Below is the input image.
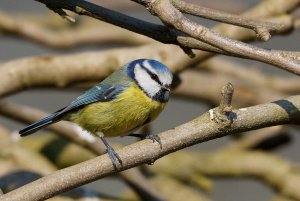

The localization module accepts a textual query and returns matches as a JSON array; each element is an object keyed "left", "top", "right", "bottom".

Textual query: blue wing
[
  {"left": 61, "top": 84, "right": 125, "bottom": 113},
  {"left": 19, "top": 84, "right": 126, "bottom": 136}
]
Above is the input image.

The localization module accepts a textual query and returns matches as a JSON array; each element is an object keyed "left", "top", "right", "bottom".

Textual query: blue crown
[{"left": 126, "top": 59, "right": 172, "bottom": 79}]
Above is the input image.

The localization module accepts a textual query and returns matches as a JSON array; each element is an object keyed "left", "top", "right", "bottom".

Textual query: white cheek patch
[
  {"left": 142, "top": 60, "right": 172, "bottom": 86},
  {"left": 134, "top": 64, "right": 160, "bottom": 97}
]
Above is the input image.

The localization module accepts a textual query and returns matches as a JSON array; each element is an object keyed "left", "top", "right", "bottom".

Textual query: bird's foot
[
  {"left": 105, "top": 145, "right": 122, "bottom": 169},
  {"left": 129, "top": 133, "right": 162, "bottom": 149},
  {"left": 100, "top": 136, "right": 122, "bottom": 169}
]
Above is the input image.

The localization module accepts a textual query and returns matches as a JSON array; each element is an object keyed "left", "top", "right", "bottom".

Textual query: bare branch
[
  {"left": 34, "top": 0, "right": 179, "bottom": 46},
  {"left": 141, "top": 0, "right": 300, "bottom": 75},
  {"left": 1, "top": 94, "right": 300, "bottom": 201},
  {"left": 172, "top": 0, "right": 285, "bottom": 41},
  {"left": 33, "top": 0, "right": 300, "bottom": 75},
  {"left": 0, "top": 44, "right": 193, "bottom": 97},
  {"left": 0, "top": 0, "right": 297, "bottom": 98}
]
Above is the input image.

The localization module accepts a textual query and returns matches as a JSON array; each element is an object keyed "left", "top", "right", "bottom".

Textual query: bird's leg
[
  {"left": 129, "top": 133, "right": 162, "bottom": 148},
  {"left": 99, "top": 136, "right": 122, "bottom": 169}
]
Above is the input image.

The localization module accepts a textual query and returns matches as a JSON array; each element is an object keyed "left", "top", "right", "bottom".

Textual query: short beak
[{"left": 162, "top": 85, "right": 170, "bottom": 92}]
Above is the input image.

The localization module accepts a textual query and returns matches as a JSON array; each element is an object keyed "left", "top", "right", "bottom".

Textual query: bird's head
[{"left": 126, "top": 59, "right": 173, "bottom": 103}]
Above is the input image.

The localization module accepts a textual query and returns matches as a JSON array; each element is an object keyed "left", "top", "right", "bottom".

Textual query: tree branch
[
  {"left": 139, "top": 0, "right": 300, "bottom": 75},
  {"left": 34, "top": 0, "right": 179, "bottom": 46},
  {"left": 0, "top": 0, "right": 298, "bottom": 97},
  {"left": 1, "top": 94, "right": 300, "bottom": 201},
  {"left": 172, "top": 0, "right": 284, "bottom": 41},
  {"left": 33, "top": 0, "right": 300, "bottom": 75},
  {"left": 0, "top": 44, "right": 194, "bottom": 98}
]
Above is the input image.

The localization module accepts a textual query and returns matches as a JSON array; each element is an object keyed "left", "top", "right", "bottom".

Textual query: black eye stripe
[{"left": 140, "top": 64, "right": 162, "bottom": 85}]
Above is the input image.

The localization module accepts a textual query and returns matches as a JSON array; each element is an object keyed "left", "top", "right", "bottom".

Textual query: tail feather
[{"left": 19, "top": 108, "right": 65, "bottom": 136}]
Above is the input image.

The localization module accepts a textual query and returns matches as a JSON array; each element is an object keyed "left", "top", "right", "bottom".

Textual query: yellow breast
[{"left": 68, "top": 84, "right": 165, "bottom": 137}]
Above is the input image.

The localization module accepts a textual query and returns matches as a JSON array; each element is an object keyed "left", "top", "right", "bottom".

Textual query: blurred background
[{"left": 0, "top": 0, "right": 300, "bottom": 201}]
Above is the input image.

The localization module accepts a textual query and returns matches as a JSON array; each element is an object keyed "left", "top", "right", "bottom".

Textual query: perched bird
[{"left": 19, "top": 59, "right": 173, "bottom": 167}]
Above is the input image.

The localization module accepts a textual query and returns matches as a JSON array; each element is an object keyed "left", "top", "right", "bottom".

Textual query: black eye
[{"left": 151, "top": 73, "right": 159, "bottom": 81}]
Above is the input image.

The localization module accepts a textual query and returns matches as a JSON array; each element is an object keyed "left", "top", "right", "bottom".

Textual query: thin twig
[{"left": 172, "top": 0, "right": 285, "bottom": 41}]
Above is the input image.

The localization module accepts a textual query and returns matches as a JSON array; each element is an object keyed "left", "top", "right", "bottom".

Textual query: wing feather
[{"left": 19, "top": 84, "right": 126, "bottom": 136}]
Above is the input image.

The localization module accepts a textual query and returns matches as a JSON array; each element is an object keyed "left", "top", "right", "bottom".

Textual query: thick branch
[
  {"left": 0, "top": 44, "right": 192, "bottom": 97},
  {"left": 1, "top": 95, "right": 300, "bottom": 201}
]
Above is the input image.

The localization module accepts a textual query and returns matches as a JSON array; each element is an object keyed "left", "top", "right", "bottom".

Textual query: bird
[{"left": 19, "top": 59, "right": 173, "bottom": 168}]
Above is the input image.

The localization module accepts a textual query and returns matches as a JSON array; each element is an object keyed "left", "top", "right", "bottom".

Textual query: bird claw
[
  {"left": 145, "top": 134, "right": 162, "bottom": 149},
  {"left": 105, "top": 146, "right": 122, "bottom": 169},
  {"left": 129, "top": 133, "right": 162, "bottom": 149},
  {"left": 100, "top": 136, "right": 122, "bottom": 169}
]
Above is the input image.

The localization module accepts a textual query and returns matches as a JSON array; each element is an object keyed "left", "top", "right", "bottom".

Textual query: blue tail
[{"left": 19, "top": 108, "right": 65, "bottom": 136}]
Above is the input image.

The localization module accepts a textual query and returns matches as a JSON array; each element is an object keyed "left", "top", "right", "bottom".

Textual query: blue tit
[{"left": 19, "top": 59, "right": 173, "bottom": 167}]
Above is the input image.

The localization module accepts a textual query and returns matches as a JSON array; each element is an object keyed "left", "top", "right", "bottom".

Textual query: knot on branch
[
  {"left": 210, "top": 82, "right": 235, "bottom": 129},
  {"left": 255, "top": 27, "right": 271, "bottom": 41}
]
